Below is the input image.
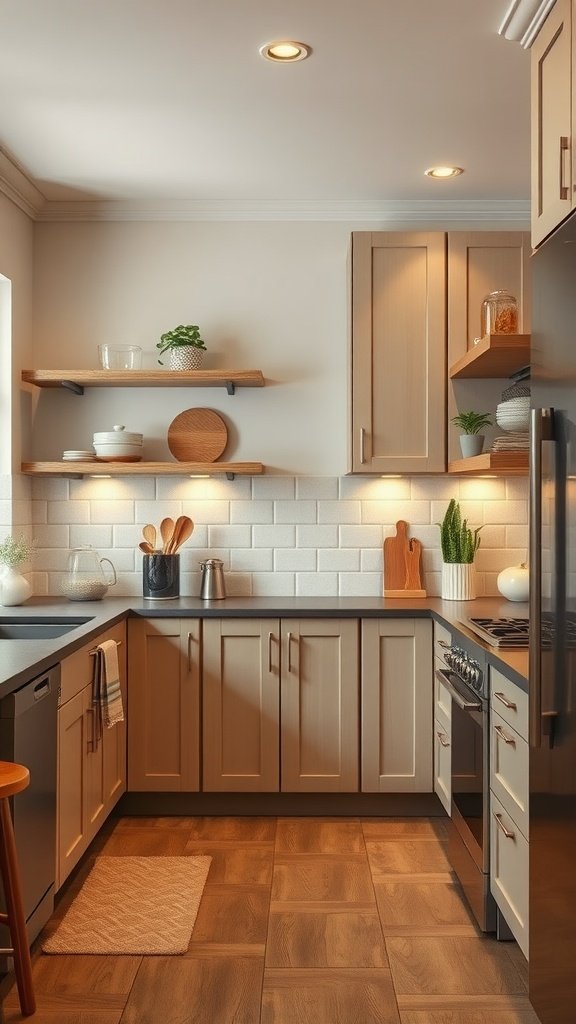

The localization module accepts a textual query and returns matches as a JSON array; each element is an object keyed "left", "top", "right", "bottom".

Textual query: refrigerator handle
[{"left": 529, "top": 407, "right": 554, "bottom": 748}]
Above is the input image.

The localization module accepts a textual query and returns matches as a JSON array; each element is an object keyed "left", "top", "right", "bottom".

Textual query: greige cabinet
[
  {"left": 127, "top": 618, "right": 200, "bottom": 792},
  {"left": 361, "top": 619, "right": 432, "bottom": 792},
  {"left": 56, "top": 620, "right": 126, "bottom": 890},
  {"left": 350, "top": 231, "right": 447, "bottom": 474},
  {"left": 202, "top": 617, "right": 359, "bottom": 793},
  {"left": 531, "top": 0, "right": 573, "bottom": 246}
]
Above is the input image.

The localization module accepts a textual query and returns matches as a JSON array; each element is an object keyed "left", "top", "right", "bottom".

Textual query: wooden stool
[{"left": 0, "top": 762, "right": 35, "bottom": 1016}]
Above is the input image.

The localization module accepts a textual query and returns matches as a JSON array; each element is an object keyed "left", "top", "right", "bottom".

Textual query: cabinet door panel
[
  {"left": 490, "top": 793, "right": 529, "bottom": 957},
  {"left": 434, "top": 716, "right": 451, "bottom": 814},
  {"left": 101, "top": 642, "right": 127, "bottom": 812},
  {"left": 281, "top": 619, "right": 359, "bottom": 792},
  {"left": 203, "top": 619, "right": 279, "bottom": 792},
  {"left": 362, "top": 619, "right": 432, "bottom": 792},
  {"left": 128, "top": 618, "right": 200, "bottom": 792},
  {"left": 351, "top": 232, "right": 446, "bottom": 473},
  {"left": 56, "top": 689, "right": 88, "bottom": 890},
  {"left": 531, "top": 0, "right": 573, "bottom": 246}
]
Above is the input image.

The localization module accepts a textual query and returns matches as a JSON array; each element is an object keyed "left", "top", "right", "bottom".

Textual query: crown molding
[
  {"left": 0, "top": 147, "right": 45, "bottom": 220},
  {"left": 499, "top": 0, "right": 556, "bottom": 47},
  {"left": 36, "top": 198, "right": 531, "bottom": 224}
]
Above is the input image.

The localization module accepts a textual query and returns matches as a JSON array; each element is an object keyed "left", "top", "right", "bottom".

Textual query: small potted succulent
[
  {"left": 0, "top": 535, "right": 33, "bottom": 606},
  {"left": 451, "top": 410, "right": 492, "bottom": 458},
  {"left": 156, "top": 324, "right": 207, "bottom": 370},
  {"left": 438, "top": 499, "right": 482, "bottom": 600}
]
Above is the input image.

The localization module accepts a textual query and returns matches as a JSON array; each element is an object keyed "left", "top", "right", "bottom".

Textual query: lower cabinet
[
  {"left": 489, "top": 667, "right": 529, "bottom": 958},
  {"left": 202, "top": 617, "right": 359, "bottom": 792},
  {"left": 361, "top": 619, "right": 433, "bottom": 792},
  {"left": 56, "top": 620, "right": 126, "bottom": 890},
  {"left": 127, "top": 617, "right": 200, "bottom": 792},
  {"left": 433, "top": 622, "right": 452, "bottom": 813}
]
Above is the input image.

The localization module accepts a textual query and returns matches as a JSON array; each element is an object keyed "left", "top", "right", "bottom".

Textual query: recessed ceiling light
[
  {"left": 259, "top": 40, "right": 311, "bottom": 62},
  {"left": 425, "top": 166, "right": 464, "bottom": 179}
]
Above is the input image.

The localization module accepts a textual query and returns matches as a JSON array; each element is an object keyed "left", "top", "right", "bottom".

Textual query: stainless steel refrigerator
[{"left": 530, "top": 211, "right": 576, "bottom": 1024}]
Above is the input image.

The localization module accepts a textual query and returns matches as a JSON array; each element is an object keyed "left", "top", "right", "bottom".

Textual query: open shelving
[
  {"left": 448, "top": 451, "right": 529, "bottom": 476},
  {"left": 20, "top": 461, "right": 264, "bottom": 480},
  {"left": 449, "top": 334, "right": 530, "bottom": 379},
  {"left": 21, "top": 368, "right": 265, "bottom": 396}
]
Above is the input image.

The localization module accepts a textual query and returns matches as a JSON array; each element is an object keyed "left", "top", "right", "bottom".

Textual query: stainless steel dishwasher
[{"left": 0, "top": 664, "right": 59, "bottom": 959}]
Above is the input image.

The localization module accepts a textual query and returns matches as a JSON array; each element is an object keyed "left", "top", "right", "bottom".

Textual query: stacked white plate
[
  {"left": 62, "top": 450, "right": 97, "bottom": 462},
  {"left": 495, "top": 397, "right": 530, "bottom": 433},
  {"left": 93, "top": 424, "right": 143, "bottom": 461}
]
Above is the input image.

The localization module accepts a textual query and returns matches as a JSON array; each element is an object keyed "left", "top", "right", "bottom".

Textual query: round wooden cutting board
[{"left": 167, "top": 408, "right": 228, "bottom": 462}]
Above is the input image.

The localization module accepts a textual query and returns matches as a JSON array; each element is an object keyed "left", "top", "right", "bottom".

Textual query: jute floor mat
[{"left": 43, "top": 855, "right": 211, "bottom": 955}]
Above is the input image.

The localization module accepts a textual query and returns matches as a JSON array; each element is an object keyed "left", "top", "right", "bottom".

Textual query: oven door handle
[{"left": 435, "top": 668, "right": 482, "bottom": 712}]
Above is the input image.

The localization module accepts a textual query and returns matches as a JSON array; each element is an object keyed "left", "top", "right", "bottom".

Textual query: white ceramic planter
[
  {"left": 441, "top": 562, "right": 476, "bottom": 601},
  {"left": 459, "top": 434, "right": 485, "bottom": 458},
  {"left": 0, "top": 566, "right": 32, "bottom": 606},
  {"left": 169, "top": 347, "right": 204, "bottom": 371}
]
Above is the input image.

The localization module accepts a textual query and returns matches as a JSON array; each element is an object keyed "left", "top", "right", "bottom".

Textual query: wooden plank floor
[{"left": 1, "top": 816, "right": 539, "bottom": 1024}]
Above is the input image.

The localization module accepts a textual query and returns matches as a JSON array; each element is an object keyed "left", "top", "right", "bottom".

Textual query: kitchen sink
[{"left": 0, "top": 617, "right": 92, "bottom": 640}]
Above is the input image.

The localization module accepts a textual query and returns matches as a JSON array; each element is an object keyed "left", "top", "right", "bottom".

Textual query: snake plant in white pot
[{"left": 439, "top": 499, "right": 482, "bottom": 600}]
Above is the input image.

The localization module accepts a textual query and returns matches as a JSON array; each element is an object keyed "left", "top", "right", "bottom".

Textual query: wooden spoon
[
  {"left": 139, "top": 541, "right": 154, "bottom": 554},
  {"left": 160, "top": 517, "right": 175, "bottom": 553},
  {"left": 169, "top": 515, "right": 194, "bottom": 553},
  {"left": 142, "top": 524, "right": 156, "bottom": 550}
]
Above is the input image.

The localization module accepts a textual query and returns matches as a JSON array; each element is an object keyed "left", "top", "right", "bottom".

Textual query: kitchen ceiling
[{"left": 0, "top": 0, "right": 529, "bottom": 204}]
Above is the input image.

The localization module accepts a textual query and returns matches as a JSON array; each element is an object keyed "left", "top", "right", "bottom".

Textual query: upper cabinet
[
  {"left": 350, "top": 231, "right": 446, "bottom": 474},
  {"left": 531, "top": 0, "right": 574, "bottom": 247},
  {"left": 350, "top": 231, "right": 531, "bottom": 475}
]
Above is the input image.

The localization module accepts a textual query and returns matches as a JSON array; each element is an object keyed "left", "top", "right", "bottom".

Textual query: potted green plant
[
  {"left": 156, "top": 324, "right": 207, "bottom": 370},
  {"left": 438, "top": 499, "right": 482, "bottom": 600},
  {"left": 451, "top": 410, "right": 492, "bottom": 458},
  {"left": 0, "top": 535, "right": 33, "bottom": 606}
]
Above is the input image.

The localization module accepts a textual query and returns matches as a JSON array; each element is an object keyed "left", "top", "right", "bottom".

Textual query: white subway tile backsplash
[
  {"left": 506, "top": 478, "right": 529, "bottom": 500},
  {"left": 296, "top": 572, "right": 338, "bottom": 597},
  {"left": 318, "top": 500, "right": 361, "bottom": 524},
  {"left": 231, "top": 500, "right": 273, "bottom": 524},
  {"left": 275, "top": 548, "right": 317, "bottom": 572},
  {"left": 318, "top": 548, "right": 360, "bottom": 572},
  {"left": 275, "top": 500, "right": 316, "bottom": 524},
  {"left": 253, "top": 476, "right": 295, "bottom": 499},
  {"left": 297, "top": 477, "right": 338, "bottom": 500},
  {"left": 27, "top": 473, "right": 529, "bottom": 598}
]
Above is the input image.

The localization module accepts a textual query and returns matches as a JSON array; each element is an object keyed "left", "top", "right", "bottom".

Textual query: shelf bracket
[
  {"left": 225, "top": 380, "right": 236, "bottom": 396},
  {"left": 226, "top": 472, "right": 236, "bottom": 481},
  {"left": 61, "top": 380, "right": 84, "bottom": 396}
]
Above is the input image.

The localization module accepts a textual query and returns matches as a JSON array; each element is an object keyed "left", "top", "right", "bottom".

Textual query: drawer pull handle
[
  {"left": 268, "top": 632, "right": 274, "bottom": 672},
  {"left": 494, "top": 691, "right": 517, "bottom": 711},
  {"left": 359, "top": 427, "right": 366, "bottom": 464},
  {"left": 436, "top": 731, "right": 450, "bottom": 748},
  {"left": 494, "top": 724, "right": 516, "bottom": 746},
  {"left": 493, "top": 812, "right": 515, "bottom": 840},
  {"left": 89, "top": 639, "right": 122, "bottom": 656},
  {"left": 187, "top": 631, "right": 197, "bottom": 673},
  {"left": 287, "top": 632, "right": 293, "bottom": 672}
]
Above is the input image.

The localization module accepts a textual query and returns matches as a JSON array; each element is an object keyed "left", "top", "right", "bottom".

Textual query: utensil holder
[{"left": 143, "top": 554, "right": 180, "bottom": 600}]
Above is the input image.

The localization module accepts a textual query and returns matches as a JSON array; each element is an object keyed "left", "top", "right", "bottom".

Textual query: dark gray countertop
[{"left": 0, "top": 594, "right": 529, "bottom": 697}]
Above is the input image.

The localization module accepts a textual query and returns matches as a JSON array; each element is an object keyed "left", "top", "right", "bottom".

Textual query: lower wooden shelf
[
  {"left": 21, "top": 461, "right": 264, "bottom": 479},
  {"left": 448, "top": 451, "right": 528, "bottom": 475}
]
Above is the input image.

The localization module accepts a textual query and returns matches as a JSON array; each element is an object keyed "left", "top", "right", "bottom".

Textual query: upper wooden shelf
[
  {"left": 21, "top": 461, "right": 264, "bottom": 480},
  {"left": 449, "top": 335, "right": 530, "bottom": 379},
  {"left": 448, "top": 451, "right": 528, "bottom": 476},
  {"left": 21, "top": 369, "right": 265, "bottom": 396}
]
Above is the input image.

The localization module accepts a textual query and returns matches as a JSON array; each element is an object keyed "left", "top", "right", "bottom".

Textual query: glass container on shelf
[{"left": 480, "top": 290, "right": 518, "bottom": 336}]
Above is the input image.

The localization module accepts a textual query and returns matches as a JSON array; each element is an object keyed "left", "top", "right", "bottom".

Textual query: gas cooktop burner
[{"left": 462, "top": 617, "right": 529, "bottom": 648}]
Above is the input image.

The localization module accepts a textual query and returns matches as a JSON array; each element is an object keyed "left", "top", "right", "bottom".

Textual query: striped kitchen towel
[{"left": 93, "top": 639, "right": 124, "bottom": 730}]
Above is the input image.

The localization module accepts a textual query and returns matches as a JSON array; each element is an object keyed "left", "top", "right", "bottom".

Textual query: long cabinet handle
[
  {"left": 493, "top": 812, "right": 515, "bottom": 840},
  {"left": 493, "top": 691, "right": 517, "bottom": 711},
  {"left": 559, "top": 135, "right": 570, "bottom": 200},
  {"left": 287, "top": 632, "right": 293, "bottom": 672},
  {"left": 86, "top": 707, "right": 96, "bottom": 753},
  {"left": 268, "top": 632, "right": 273, "bottom": 672},
  {"left": 530, "top": 408, "right": 555, "bottom": 747},
  {"left": 187, "top": 631, "right": 197, "bottom": 673},
  {"left": 359, "top": 427, "right": 366, "bottom": 465},
  {"left": 494, "top": 724, "right": 516, "bottom": 746},
  {"left": 436, "top": 731, "right": 450, "bottom": 748}
]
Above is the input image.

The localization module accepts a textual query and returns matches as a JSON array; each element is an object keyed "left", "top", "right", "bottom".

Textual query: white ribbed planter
[
  {"left": 169, "top": 347, "right": 204, "bottom": 370},
  {"left": 441, "top": 562, "right": 477, "bottom": 601}
]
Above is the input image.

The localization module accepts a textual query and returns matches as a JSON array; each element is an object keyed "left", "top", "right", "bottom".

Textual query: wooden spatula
[
  {"left": 160, "top": 517, "right": 175, "bottom": 553},
  {"left": 169, "top": 515, "right": 194, "bottom": 553},
  {"left": 142, "top": 524, "right": 156, "bottom": 550}
]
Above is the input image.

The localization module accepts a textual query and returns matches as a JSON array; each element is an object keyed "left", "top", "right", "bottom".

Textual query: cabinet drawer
[
  {"left": 434, "top": 674, "right": 451, "bottom": 725},
  {"left": 490, "top": 668, "right": 528, "bottom": 742},
  {"left": 490, "top": 709, "right": 528, "bottom": 839},
  {"left": 490, "top": 792, "right": 529, "bottom": 958},
  {"left": 60, "top": 621, "right": 126, "bottom": 706},
  {"left": 433, "top": 621, "right": 451, "bottom": 663}
]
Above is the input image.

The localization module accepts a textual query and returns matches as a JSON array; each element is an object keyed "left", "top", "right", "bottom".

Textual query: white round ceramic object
[
  {"left": 93, "top": 424, "right": 143, "bottom": 444},
  {"left": 497, "top": 562, "right": 529, "bottom": 602}
]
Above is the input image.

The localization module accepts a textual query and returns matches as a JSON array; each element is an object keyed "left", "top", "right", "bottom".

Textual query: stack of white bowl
[
  {"left": 495, "top": 396, "right": 530, "bottom": 432},
  {"left": 93, "top": 425, "right": 143, "bottom": 461}
]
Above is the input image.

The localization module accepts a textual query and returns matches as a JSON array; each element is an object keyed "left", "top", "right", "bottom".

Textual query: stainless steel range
[
  {"left": 436, "top": 635, "right": 497, "bottom": 932},
  {"left": 462, "top": 616, "right": 529, "bottom": 648}
]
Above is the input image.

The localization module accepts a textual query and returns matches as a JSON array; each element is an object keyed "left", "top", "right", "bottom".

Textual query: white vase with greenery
[
  {"left": 439, "top": 499, "right": 482, "bottom": 601},
  {"left": 0, "top": 535, "right": 33, "bottom": 606}
]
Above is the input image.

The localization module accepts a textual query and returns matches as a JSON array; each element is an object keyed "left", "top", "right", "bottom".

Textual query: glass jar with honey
[{"left": 480, "top": 290, "right": 518, "bottom": 336}]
